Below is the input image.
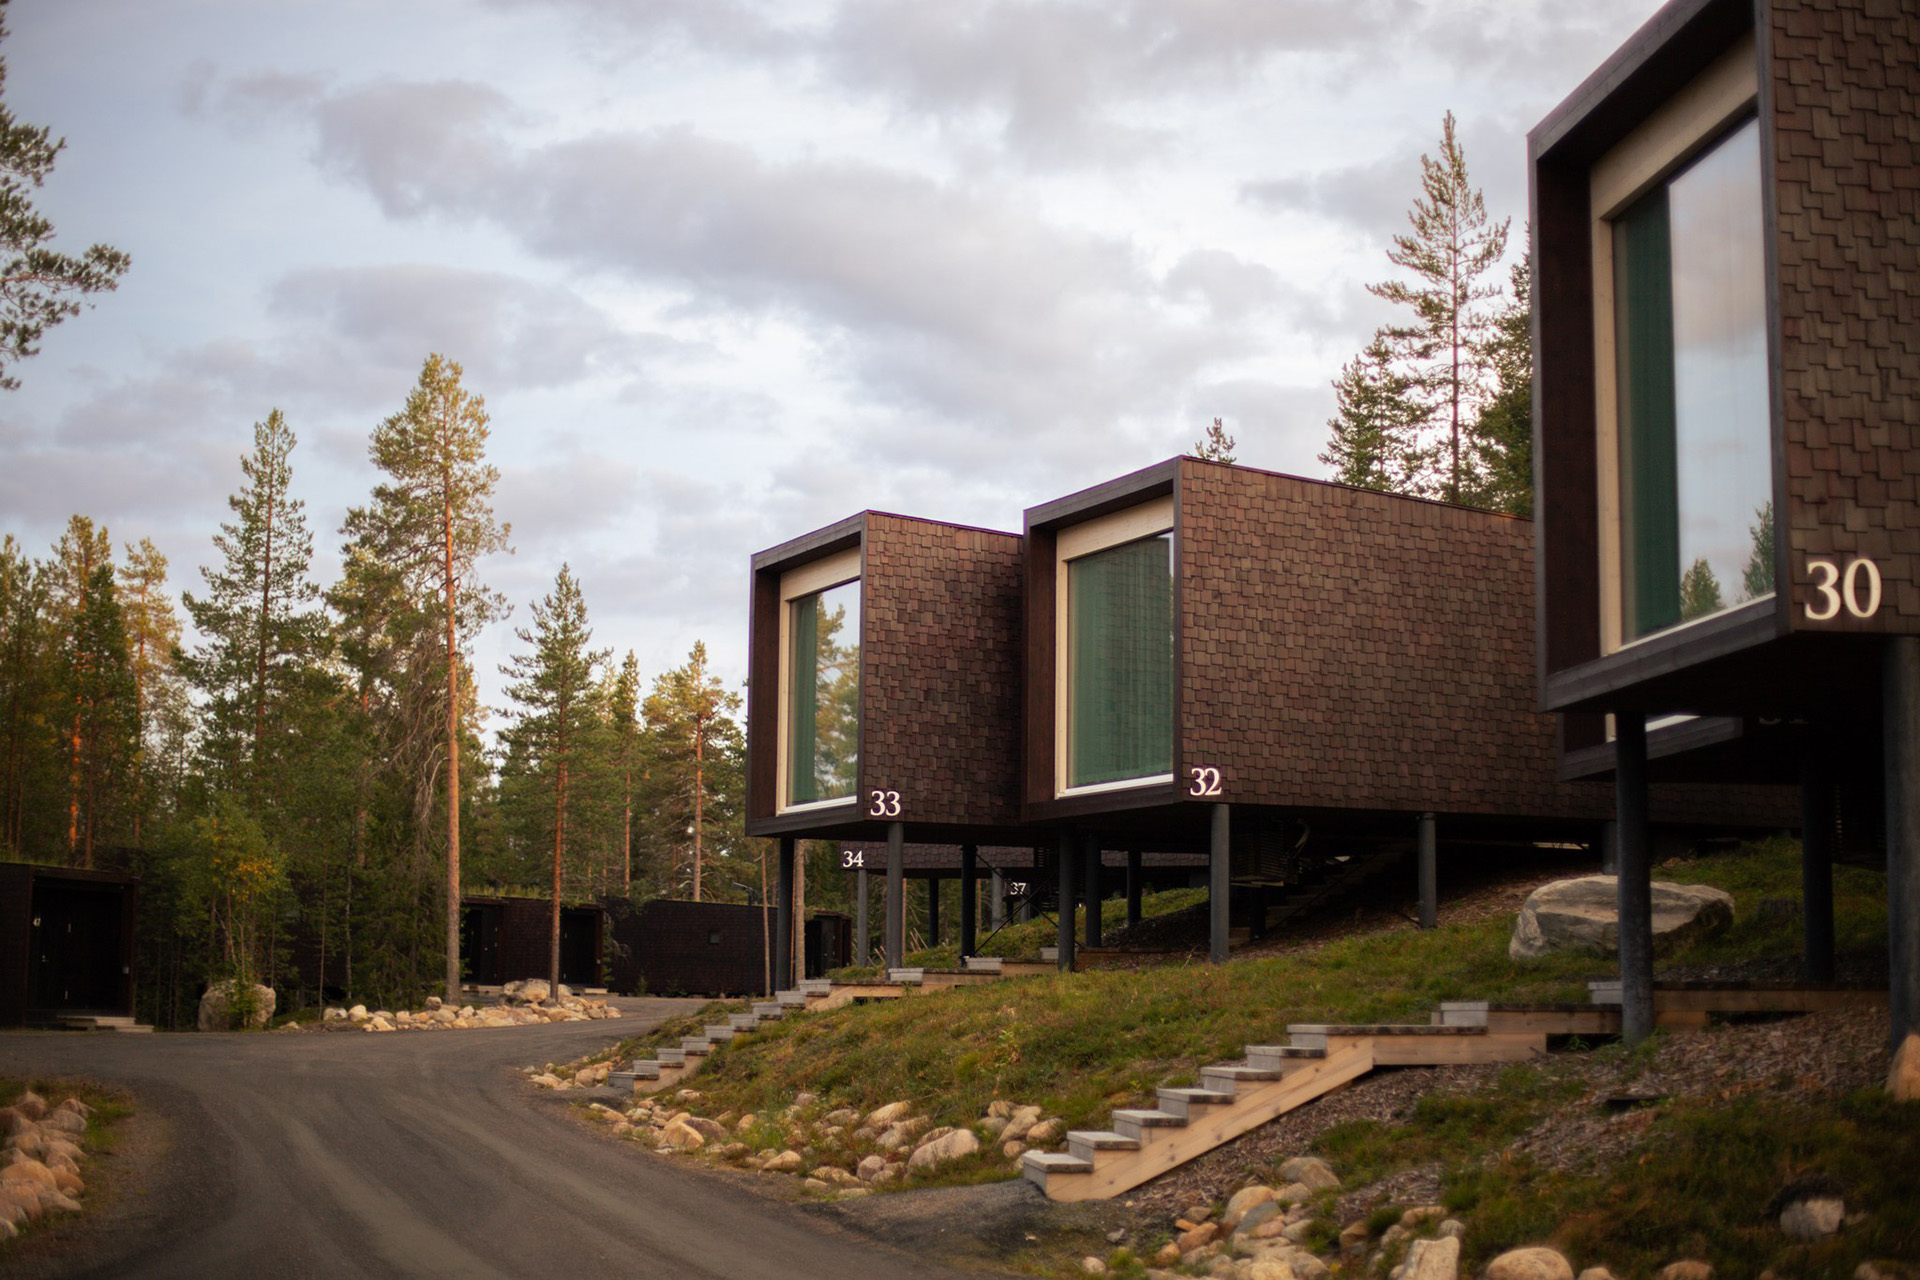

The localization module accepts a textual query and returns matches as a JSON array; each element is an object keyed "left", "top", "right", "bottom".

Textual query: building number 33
[
  {"left": 867, "top": 789, "right": 902, "bottom": 817},
  {"left": 1804, "top": 556, "right": 1881, "bottom": 622}
]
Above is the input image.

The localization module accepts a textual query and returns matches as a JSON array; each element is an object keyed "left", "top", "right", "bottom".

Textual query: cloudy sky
[{"left": 2, "top": 0, "right": 1658, "bottom": 715}]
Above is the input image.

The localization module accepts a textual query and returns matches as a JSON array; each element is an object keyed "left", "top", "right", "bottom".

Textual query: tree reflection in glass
[{"left": 788, "top": 579, "right": 859, "bottom": 804}]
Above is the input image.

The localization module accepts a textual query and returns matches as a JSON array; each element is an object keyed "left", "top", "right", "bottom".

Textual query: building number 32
[
  {"left": 1804, "top": 556, "right": 1881, "bottom": 622},
  {"left": 1188, "top": 766, "right": 1222, "bottom": 797}
]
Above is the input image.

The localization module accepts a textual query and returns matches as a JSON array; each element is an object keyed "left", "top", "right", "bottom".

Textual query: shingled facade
[{"left": 1529, "top": 0, "right": 1917, "bottom": 1045}]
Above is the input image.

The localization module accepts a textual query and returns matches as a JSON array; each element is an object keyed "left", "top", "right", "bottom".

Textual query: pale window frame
[
  {"left": 776, "top": 546, "right": 862, "bottom": 814},
  {"left": 1589, "top": 32, "right": 1761, "bottom": 656},
  {"left": 1053, "top": 496, "right": 1176, "bottom": 798}
]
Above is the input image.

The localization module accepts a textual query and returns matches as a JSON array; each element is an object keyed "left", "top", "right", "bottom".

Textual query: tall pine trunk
[
  {"left": 443, "top": 487, "right": 462, "bottom": 1004},
  {"left": 550, "top": 756, "right": 565, "bottom": 999}
]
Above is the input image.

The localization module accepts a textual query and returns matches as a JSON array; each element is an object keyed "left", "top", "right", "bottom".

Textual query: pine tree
[
  {"left": 64, "top": 560, "right": 135, "bottom": 866},
  {"left": 1320, "top": 331, "right": 1427, "bottom": 493},
  {"left": 118, "top": 537, "right": 183, "bottom": 843},
  {"left": 180, "top": 410, "right": 325, "bottom": 788},
  {"left": 1742, "top": 502, "right": 1775, "bottom": 601},
  {"left": 1680, "top": 557, "right": 1725, "bottom": 622},
  {"left": 0, "top": 1, "right": 130, "bottom": 389},
  {"left": 49, "top": 515, "right": 112, "bottom": 859},
  {"left": 642, "top": 642, "right": 742, "bottom": 903},
  {"left": 343, "top": 353, "right": 510, "bottom": 1002},
  {"left": 1368, "top": 111, "right": 1510, "bottom": 503},
  {"left": 500, "top": 565, "right": 606, "bottom": 994},
  {"left": 608, "top": 651, "right": 640, "bottom": 895},
  {"left": 1466, "top": 251, "right": 1534, "bottom": 516},
  {"left": 1191, "top": 417, "right": 1237, "bottom": 463},
  {"left": 0, "top": 534, "right": 51, "bottom": 855}
]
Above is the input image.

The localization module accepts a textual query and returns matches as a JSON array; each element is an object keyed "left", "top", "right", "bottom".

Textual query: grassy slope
[{"left": 598, "top": 841, "right": 1914, "bottom": 1274}]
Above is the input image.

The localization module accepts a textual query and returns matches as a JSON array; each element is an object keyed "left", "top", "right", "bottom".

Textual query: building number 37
[{"left": 1804, "top": 556, "right": 1881, "bottom": 622}]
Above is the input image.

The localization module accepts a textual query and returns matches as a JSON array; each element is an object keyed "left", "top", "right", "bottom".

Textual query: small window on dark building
[
  {"left": 788, "top": 577, "right": 860, "bottom": 804},
  {"left": 1613, "top": 116, "right": 1772, "bottom": 640}
]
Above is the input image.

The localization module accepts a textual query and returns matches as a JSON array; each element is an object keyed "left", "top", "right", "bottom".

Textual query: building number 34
[{"left": 1804, "top": 556, "right": 1881, "bottom": 622}]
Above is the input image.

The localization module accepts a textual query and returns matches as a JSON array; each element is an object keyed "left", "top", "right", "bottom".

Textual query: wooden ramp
[{"left": 1023, "top": 1024, "right": 1546, "bottom": 1202}]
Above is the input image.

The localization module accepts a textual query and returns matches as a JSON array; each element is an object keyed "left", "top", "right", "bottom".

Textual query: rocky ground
[{"left": 0, "top": 1091, "right": 97, "bottom": 1242}]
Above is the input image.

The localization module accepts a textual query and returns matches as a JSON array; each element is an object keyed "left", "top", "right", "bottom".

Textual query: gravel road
[{"left": 0, "top": 1000, "right": 987, "bottom": 1279}]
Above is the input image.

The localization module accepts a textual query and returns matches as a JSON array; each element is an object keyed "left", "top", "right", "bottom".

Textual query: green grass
[
  {"left": 619, "top": 839, "right": 1884, "bottom": 1132},
  {"left": 832, "top": 886, "right": 1213, "bottom": 975}
]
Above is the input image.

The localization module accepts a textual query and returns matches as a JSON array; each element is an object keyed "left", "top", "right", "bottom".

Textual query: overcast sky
[{"left": 1, "top": 0, "right": 1659, "bottom": 721}]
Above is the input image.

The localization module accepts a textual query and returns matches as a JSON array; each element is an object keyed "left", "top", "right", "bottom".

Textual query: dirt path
[{"left": 0, "top": 1000, "right": 996, "bottom": 1278}]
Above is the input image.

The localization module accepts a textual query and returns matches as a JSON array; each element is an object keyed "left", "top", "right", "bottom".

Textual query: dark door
[
  {"left": 29, "top": 885, "right": 126, "bottom": 1014},
  {"left": 462, "top": 905, "right": 503, "bottom": 985},
  {"left": 559, "top": 910, "right": 600, "bottom": 986}
]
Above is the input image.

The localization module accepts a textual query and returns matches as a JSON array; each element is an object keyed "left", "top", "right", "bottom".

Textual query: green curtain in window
[
  {"left": 1069, "top": 534, "right": 1174, "bottom": 787},
  {"left": 788, "top": 597, "right": 821, "bottom": 803},
  {"left": 1615, "top": 189, "right": 1680, "bottom": 639}
]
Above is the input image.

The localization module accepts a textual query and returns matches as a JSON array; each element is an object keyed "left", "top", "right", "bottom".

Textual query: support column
[
  {"left": 990, "top": 867, "right": 1006, "bottom": 931},
  {"left": 1056, "top": 833, "right": 1076, "bottom": 973},
  {"left": 885, "top": 821, "right": 905, "bottom": 970},
  {"left": 1615, "top": 712, "right": 1654, "bottom": 1045},
  {"left": 855, "top": 867, "right": 869, "bottom": 966},
  {"left": 1599, "top": 821, "right": 1620, "bottom": 875},
  {"left": 1210, "top": 804, "right": 1231, "bottom": 965},
  {"left": 1083, "top": 835, "right": 1103, "bottom": 948},
  {"left": 775, "top": 837, "right": 795, "bottom": 991},
  {"left": 1801, "top": 738, "right": 1836, "bottom": 984},
  {"left": 1884, "top": 637, "right": 1920, "bottom": 1051},
  {"left": 1417, "top": 813, "right": 1438, "bottom": 930},
  {"left": 1126, "top": 848, "right": 1143, "bottom": 926},
  {"left": 960, "top": 844, "right": 978, "bottom": 959},
  {"left": 926, "top": 876, "right": 940, "bottom": 947}
]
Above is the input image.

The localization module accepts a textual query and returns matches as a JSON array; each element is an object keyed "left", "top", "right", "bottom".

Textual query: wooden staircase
[
  {"left": 55, "top": 1014, "right": 155, "bottom": 1033},
  {"left": 1024, "top": 1022, "right": 1546, "bottom": 1202}
]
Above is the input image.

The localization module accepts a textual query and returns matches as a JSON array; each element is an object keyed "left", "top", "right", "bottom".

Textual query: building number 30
[
  {"left": 868, "top": 789, "right": 902, "bottom": 817},
  {"left": 1805, "top": 556, "right": 1881, "bottom": 621}
]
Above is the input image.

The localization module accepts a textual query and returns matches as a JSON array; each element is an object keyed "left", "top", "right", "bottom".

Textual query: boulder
[
  {"left": 857, "top": 1155, "right": 888, "bottom": 1181},
  {"left": 1485, "top": 1248, "right": 1575, "bottom": 1280},
  {"left": 1176, "top": 1223, "right": 1218, "bottom": 1254},
  {"left": 0, "top": 1182, "right": 44, "bottom": 1222},
  {"left": 1223, "top": 1186, "right": 1275, "bottom": 1227},
  {"left": 1025, "top": 1119, "right": 1062, "bottom": 1146},
  {"left": 1402, "top": 1236, "right": 1460, "bottom": 1280},
  {"left": 1890, "top": 1033, "right": 1920, "bottom": 1101},
  {"left": 1278, "top": 1156, "right": 1340, "bottom": 1191},
  {"left": 1247, "top": 1259, "right": 1294, "bottom": 1280},
  {"left": 323, "top": 1007, "right": 347, "bottom": 1022},
  {"left": 1, "top": 1158, "right": 56, "bottom": 1191},
  {"left": 38, "top": 1109, "right": 83, "bottom": 1137},
  {"left": 685, "top": 1117, "right": 730, "bottom": 1143},
  {"left": 864, "top": 1101, "right": 913, "bottom": 1129},
  {"left": 1292, "top": 1256, "right": 1331, "bottom": 1280},
  {"left": 1769, "top": 1173, "right": 1847, "bottom": 1240},
  {"left": 12, "top": 1092, "right": 46, "bottom": 1121},
  {"left": 1655, "top": 1266, "right": 1712, "bottom": 1280},
  {"left": 658, "top": 1119, "right": 705, "bottom": 1151},
  {"left": 763, "top": 1150, "right": 803, "bottom": 1173},
  {"left": 1856, "top": 1265, "right": 1920, "bottom": 1280},
  {"left": 348, "top": 1004, "right": 368, "bottom": 1022},
  {"left": 197, "top": 979, "right": 278, "bottom": 1032},
  {"left": 1510, "top": 876, "right": 1733, "bottom": 959},
  {"left": 1234, "top": 1202, "right": 1283, "bottom": 1238},
  {"left": 1578, "top": 1270, "right": 1622, "bottom": 1280},
  {"left": 906, "top": 1127, "right": 980, "bottom": 1172}
]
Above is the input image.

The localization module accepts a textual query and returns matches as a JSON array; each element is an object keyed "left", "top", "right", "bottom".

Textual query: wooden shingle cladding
[
  {"left": 1531, "top": 0, "right": 1920, "bottom": 719},
  {"left": 1024, "top": 457, "right": 1785, "bottom": 833},
  {"left": 745, "top": 510, "right": 1027, "bottom": 842}
]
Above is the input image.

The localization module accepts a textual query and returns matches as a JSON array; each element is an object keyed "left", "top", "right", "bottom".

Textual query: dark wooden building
[
  {"left": 1529, "top": 0, "right": 1918, "bottom": 1042},
  {"left": 0, "top": 864, "right": 138, "bottom": 1028},
  {"left": 459, "top": 896, "right": 604, "bottom": 989},
  {"left": 603, "top": 898, "right": 851, "bottom": 996},
  {"left": 746, "top": 511, "right": 1028, "bottom": 975},
  {"left": 1022, "top": 457, "right": 1789, "bottom": 962}
]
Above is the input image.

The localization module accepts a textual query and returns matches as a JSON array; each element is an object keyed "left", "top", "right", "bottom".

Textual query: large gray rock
[
  {"left": 198, "top": 979, "right": 277, "bottom": 1032},
  {"left": 1485, "top": 1247, "right": 1575, "bottom": 1280},
  {"left": 1402, "top": 1236, "right": 1460, "bottom": 1280},
  {"left": 906, "top": 1126, "right": 980, "bottom": 1172},
  {"left": 1510, "top": 876, "right": 1734, "bottom": 960}
]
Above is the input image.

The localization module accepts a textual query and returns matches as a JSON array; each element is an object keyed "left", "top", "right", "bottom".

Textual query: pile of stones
[
  {"left": 321, "top": 982, "right": 620, "bottom": 1032},
  {"left": 0, "top": 1091, "right": 92, "bottom": 1240},
  {"left": 539, "top": 1064, "right": 1062, "bottom": 1193}
]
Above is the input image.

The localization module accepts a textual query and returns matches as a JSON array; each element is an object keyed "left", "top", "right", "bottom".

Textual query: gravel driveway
[{"left": 0, "top": 999, "right": 988, "bottom": 1279}]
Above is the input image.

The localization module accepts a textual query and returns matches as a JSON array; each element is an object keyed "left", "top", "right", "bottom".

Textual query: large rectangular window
[
  {"left": 1613, "top": 116, "right": 1772, "bottom": 641},
  {"left": 784, "top": 574, "right": 859, "bottom": 808},
  {"left": 1066, "top": 533, "right": 1173, "bottom": 788}
]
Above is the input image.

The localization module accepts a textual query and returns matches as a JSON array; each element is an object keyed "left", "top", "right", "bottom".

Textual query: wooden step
[
  {"left": 775, "top": 990, "right": 808, "bottom": 1007},
  {"left": 887, "top": 968, "right": 925, "bottom": 984},
  {"left": 1031, "top": 1043, "right": 1375, "bottom": 1202},
  {"left": 1245, "top": 1044, "right": 1327, "bottom": 1072},
  {"left": 1201, "top": 1064, "right": 1285, "bottom": 1092},
  {"left": 751, "top": 1002, "right": 785, "bottom": 1019},
  {"left": 1435, "top": 1002, "right": 1623, "bottom": 1035},
  {"left": 1110, "top": 1109, "right": 1185, "bottom": 1142},
  {"left": 1066, "top": 1130, "right": 1141, "bottom": 1164},
  {"left": 728, "top": 1013, "right": 759, "bottom": 1031},
  {"left": 1588, "top": 980, "right": 1888, "bottom": 1014},
  {"left": 799, "top": 979, "right": 834, "bottom": 996},
  {"left": 1286, "top": 1023, "right": 1545, "bottom": 1065},
  {"left": 1155, "top": 1086, "right": 1238, "bottom": 1119},
  {"left": 963, "top": 956, "right": 1003, "bottom": 973},
  {"left": 656, "top": 1048, "right": 688, "bottom": 1066},
  {"left": 680, "top": 1038, "right": 713, "bottom": 1055},
  {"left": 702, "top": 1024, "right": 736, "bottom": 1041}
]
